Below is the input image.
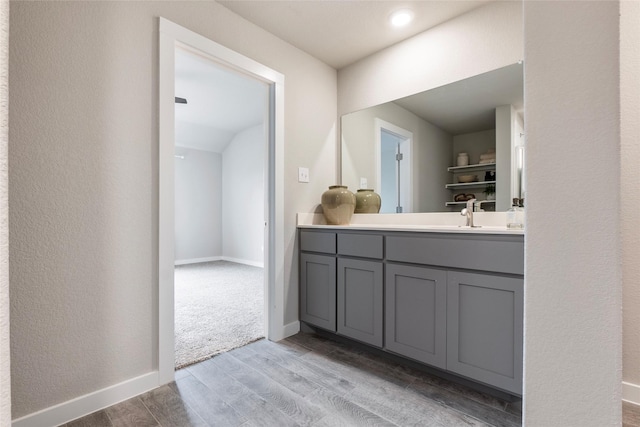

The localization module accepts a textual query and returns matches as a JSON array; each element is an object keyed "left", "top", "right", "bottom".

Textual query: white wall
[
  {"left": 342, "top": 102, "right": 451, "bottom": 213},
  {"left": 222, "top": 125, "right": 265, "bottom": 266},
  {"left": 451, "top": 129, "right": 494, "bottom": 166},
  {"left": 174, "top": 147, "right": 222, "bottom": 263},
  {"left": 513, "top": 113, "right": 525, "bottom": 201},
  {"left": 175, "top": 120, "right": 235, "bottom": 154},
  {"left": 621, "top": 0, "right": 640, "bottom": 404},
  {"left": 337, "top": 1, "right": 524, "bottom": 116},
  {"left": 0, "top": 0, "right": 9, "bottom": 424},
  {"left": 523, "top": 1, "right": 621, "bottom": 424},
  {"left": 495, "top": 105, "right": 513, "bottom": 212},
  {"left": 9, "top": 1, "right": 336, "bottom": 419},
  {"left": 175, "top": 127, "right": 266, "bottom": 267}
]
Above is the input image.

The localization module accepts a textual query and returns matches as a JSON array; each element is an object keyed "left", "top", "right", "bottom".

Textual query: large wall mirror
[{"left": 341, "top": 62, "right": 524, "bottom": 213}]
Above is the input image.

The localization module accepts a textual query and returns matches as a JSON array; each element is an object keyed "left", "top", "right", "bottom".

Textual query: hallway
[{"left": 65, "top": 333, "right": 522, "bottom": 426}]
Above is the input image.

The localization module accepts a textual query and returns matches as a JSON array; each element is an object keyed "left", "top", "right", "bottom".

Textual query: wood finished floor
[
  {"left": 625, "top": 401, "right": 640, "bottom": 427},
  {"left": 62, "top": 332, "right": 636, "bottom": 427}
]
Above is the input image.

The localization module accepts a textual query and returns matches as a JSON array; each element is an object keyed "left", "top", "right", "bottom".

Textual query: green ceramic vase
[
  {"left": 321, "top": 185, "right": 355, "bottom": 225},
  {"left": 355, "top": 189, "right": 381, "bottom": 213}
]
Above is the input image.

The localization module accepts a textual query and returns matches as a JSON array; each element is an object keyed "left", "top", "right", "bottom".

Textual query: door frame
[
  {"left": 374, "top": 118, "right": 413, "bottom": 213},
  {"left": 158, "top": 18, "right": 285, "bottom": 384}
]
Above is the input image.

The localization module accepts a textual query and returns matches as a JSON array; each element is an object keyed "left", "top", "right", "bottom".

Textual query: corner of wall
[
  {"left": 0, "top": 0, "right": 10, "bottom": 424},
  {"left": 621, "top": 0, "right": 640, "bottom": 394}
]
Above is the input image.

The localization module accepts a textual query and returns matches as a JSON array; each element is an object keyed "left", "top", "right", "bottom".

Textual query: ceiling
[
  {"left": 393, "top": 62, "right": 524, "bottom": 135},
  {"left": 174, "top": 1, "right": 506, "bottom": 153},
  {"left": 175, "top": 47, "right": 267, "bottom": 153},
  {"left": 216, "top": 0, "right": 492, "bottom": 69}
]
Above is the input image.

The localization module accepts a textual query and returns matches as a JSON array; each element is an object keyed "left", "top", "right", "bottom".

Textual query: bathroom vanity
[{"left": 298, "top": 220, "right": 524, "bottom": 396}]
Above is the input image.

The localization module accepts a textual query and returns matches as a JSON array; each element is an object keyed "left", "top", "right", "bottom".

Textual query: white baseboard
[
  {"left": 174, "top": 256, "right": 221, "bottom": 266},
  {"left": 282, "top": 321, "right": 300, "bottom": 339},
  {"left": 12, "top": 372, "right": 159, "bottom": 427},
  {"left": 623, "top": 381, "right": 640, "bottom": 406},
  {"left": 222, "top": 256, "right": 264, "bottom": 268},
  {"left": 268, "top": 320, "right": 299, "bottom": 342}
]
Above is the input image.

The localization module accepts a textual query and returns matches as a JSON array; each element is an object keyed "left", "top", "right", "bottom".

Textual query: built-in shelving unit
[
  {"left": 444, "top": 200, "right": 496, "bottom": 207},
  {"left": 447, "top": 162, "right": 496, "bottom": 172},
  {"left": 445, "top": 180, "right": 496, "bottom": 190},
  {"left": 447, "top": 162, "right": 496, "bottom": 209}
]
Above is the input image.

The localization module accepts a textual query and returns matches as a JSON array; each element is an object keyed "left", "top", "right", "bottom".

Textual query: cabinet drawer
[
  {"left": 300, "top": 231, "right": 336, "bottom": 254},
  {"left": 338, "top": 233, "right": 383, "bottom": 259},
  {"left": 386, "top": 233, "right": 523, "bottom": 275}
]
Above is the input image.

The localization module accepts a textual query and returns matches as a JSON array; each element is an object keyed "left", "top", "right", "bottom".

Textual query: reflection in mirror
[{"left": 341, "top": 62, "right": 524, "bottom": 213}]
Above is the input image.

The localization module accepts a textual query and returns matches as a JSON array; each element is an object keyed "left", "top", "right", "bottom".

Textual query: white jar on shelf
[{"left": 457, "top": 152, "right": 469, "bottom": 166}]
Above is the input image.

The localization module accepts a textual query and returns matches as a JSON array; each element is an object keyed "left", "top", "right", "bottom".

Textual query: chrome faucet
[{"left": 461, "top": 198, "right": 476, "bottom": 227}]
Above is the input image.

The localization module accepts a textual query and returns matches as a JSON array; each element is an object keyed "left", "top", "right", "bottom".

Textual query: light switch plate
[
  {"left": 298, "top": 167, "right": 310, "bottom": 183},
  {"left": 360, "top": 177, "right": 368, "bottom": 188}
]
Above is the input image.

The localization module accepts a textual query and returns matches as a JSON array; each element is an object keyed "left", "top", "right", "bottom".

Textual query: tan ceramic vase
[
  {"left": 321, "top": 185, "right": 356, "bottom": 225},
  {"left": 355, "top": 189, "right": 381, "bottom": 213}
]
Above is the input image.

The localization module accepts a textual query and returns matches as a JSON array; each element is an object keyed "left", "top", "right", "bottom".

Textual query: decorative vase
[
  {"left": 321, "top": 185, "right": 356, "bottom": 225},
  {"left": 355, "top": 189, "right": 381, "bottom": 214},
  {"left": 457, "top": 152, "right": 469, "bottom": 166},
  {"left": 486, "top": 193, "right": 495, "bottom": 201}
]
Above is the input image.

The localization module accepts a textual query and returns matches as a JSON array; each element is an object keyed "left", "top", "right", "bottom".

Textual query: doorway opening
[
  {"left": 159, "top": 18, "right": 285, "bottom": 385},
  {"left": 173, "top": 46, "right": 268, "bottom": 369},
  {"left": 375, "top": 119, "right": 413, "bottom": 213}
]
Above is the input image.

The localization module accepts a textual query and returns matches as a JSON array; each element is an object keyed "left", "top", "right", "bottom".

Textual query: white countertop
[{"left": 297, "top": 213, "right": 525, "bottom": 236}]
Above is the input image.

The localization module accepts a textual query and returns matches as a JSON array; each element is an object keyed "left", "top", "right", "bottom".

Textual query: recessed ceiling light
[{"left": 390, "top": 9, "right": 414, "bottom": 28}]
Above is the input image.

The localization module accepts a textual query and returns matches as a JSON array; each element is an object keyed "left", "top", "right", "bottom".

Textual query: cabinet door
[
  {"left": 447, "top": 271, "right": 523, "bottom": 394},
  {"left": 385, "top": 264, "right": 447, "bottom": 368},
  {"left": 300, "top": 253, "right": 336, "bottom": 331},
  {"left": 337, "top": 258, "right": 383, "bottom": 347}
]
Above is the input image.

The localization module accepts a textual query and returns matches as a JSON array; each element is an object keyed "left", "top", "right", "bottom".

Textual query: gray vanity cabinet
[
  {"left": 446, "top": 270, "right": 523, "bottom": 394},
  {"left": 385, "top": 264, "right": 447, "bottom": 368},
  {"left": 299, "top": 231, "right": 337, "bottom": 331},
  {"left": 337, "top": 258, "right": 383, "bottom": 347},
  {"left": 335, "top": 233, "right": 384, "bottom": 347},
  {"left": 300, "top": 253, "right": 336, "bottom": 331},
  {"left": 299, "top": 227, "right": 524, "bottom": 396}
]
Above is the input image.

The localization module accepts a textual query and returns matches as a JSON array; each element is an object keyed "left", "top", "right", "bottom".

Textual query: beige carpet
[{"left": 174, "top": 260, "right": 264, "bottom": 369}]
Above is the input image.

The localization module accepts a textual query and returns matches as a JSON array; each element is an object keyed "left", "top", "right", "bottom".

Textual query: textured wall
[
  {"left": 337, "top": 1, "right": 523, "bottom": 116},
  {"left": 523, "top": 1, "right": 621, "bottom": 424},
  {"left": 222, "top": 125, "right": 265, "bottom": 265},
  {"left": 174, "top": 148, "right": 222, "bottom": 262},
  {"left": 621, "top": 0, "right": 640, "bottom": 393},
  {"left": 9, "top": 1, "right": 336, "bottom": 419},
  {"left": 0, "top": 0, "right": 9, "bottom": 424}
]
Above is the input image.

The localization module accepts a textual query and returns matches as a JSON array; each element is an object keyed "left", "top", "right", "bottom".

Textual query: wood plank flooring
[
  {"left": 625, "top": 401, "right": 640, "bottom": 427},
  {"left": 62, "top": 331, "right": 636, "bottom": 427}
]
